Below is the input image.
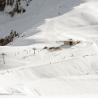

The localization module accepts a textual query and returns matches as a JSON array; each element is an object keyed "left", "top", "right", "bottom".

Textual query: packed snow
[{"left": 0, "top": 0, "right": 98, "bottom": 96}]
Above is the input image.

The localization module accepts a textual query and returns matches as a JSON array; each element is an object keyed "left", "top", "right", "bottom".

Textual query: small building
[{"left": 64, "top": 39, "right": 80, "bottom": 46}]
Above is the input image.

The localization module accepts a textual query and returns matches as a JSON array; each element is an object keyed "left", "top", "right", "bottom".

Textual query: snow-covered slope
[
  {"left": 0, "top": 0, "right": 98, "bottom": 96},
  {"left": 0, "top": 0, "right": 84, "bottom": 37}
]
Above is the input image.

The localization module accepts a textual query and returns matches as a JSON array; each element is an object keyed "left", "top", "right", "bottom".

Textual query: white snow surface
[{"left": 0, "top": 0, "right": 98, "bottom": 96}]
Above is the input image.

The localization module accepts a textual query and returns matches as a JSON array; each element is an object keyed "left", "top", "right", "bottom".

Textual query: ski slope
[{"left": 0, "top": 0, "right": 98, "bottom": 96}]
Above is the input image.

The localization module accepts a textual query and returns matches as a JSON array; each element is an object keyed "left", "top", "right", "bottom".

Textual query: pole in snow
[
  {"left": 33, "top": 48, "right": 36, "bottom": 55},
  {"left": 1, "top": 53, "right": 6, "bottom": 64}
]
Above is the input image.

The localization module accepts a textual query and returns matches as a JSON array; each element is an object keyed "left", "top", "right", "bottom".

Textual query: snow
[{"left": 0, "top": 0, "right": 98, "bottom": 96}]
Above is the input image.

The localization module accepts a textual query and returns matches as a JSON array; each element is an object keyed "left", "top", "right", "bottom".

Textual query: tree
[
  {"left": 0, "top": 38, "right": 4, "bottom": 46},
  {"left": 0, "top": 0, "right": 6, "bottom": 11}
]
